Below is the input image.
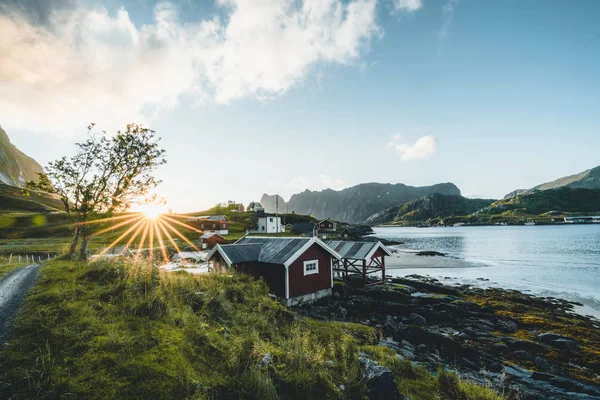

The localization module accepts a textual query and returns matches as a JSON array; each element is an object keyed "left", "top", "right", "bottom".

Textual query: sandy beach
[{"left": 385, "top": 250, "right": 485, "bottom": 269}]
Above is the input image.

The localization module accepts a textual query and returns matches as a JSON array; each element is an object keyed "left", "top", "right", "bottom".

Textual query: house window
[
  {"left": 201, "top": 224, "right": 204, "bottom": 228},
  {"left": 269, "top": 217, "right": 273, "bottom": 222},
  {"left": 223, "top": 224, "right": 227, "bottom": 228},
  {"left": 213, "top": 224, "right": 216, "bottom": 228},
  {"left": 303, "top": 260, "right": 319, "bottom": 276}
]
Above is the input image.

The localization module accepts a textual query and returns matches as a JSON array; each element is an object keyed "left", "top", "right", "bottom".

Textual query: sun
[{"left": 134, "top": 203, "right": 166, "bottom": 219}]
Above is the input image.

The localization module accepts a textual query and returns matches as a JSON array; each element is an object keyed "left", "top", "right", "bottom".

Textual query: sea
[{"left": 372, "top": 225, "right": 600, "bottom": 319}]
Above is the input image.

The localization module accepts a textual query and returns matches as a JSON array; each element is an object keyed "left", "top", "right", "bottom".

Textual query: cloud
[
  {"left": 0, "top": 0, "right": 380, "bottom": 135},
  {"left": 392, "top": 0, "right": 423, "bottom": 13},
  {"left": 286, "top": 177, "right": 311, "bottom": 189},
  {"left": 387, "top": 134, "right": 439, "bottom": 161},
  {"left": 320, "top": 174, "right": 347, "bottom": 189},
  {"left": 439, "top": 0, "right": 460, "bottom": 38}
]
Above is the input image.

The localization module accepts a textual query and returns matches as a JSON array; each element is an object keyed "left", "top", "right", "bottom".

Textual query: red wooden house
[
  {"left": 185, "top": 215, "right": 229, "bottom": 235},
  {"left": 206, "top": 237, "right": 341, "bottom": 306},
  {"left": 197, "top": 232, "right": 228, "bottom": 249},
  {"left": 317, "top": 219, "right": 337, "bottom": 232}
]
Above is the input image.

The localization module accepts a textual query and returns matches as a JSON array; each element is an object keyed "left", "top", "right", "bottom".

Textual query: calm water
[{"left": 372, "top": 225, "right": 600, "bottom": 318}]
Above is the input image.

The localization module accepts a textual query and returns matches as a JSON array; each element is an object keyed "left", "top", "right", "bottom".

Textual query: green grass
[
  {"left": 0, "top": 259, "right": 503, "bottom": 399},
  {"left": 0, "top": 255, "right": 27, "bottom": 279}
]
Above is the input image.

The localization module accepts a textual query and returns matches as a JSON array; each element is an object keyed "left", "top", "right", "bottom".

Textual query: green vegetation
[
  {"left": 0, "top": 183, "right": 64, "bottom": 213},
  {"left": 482, "top": 187, "right": 600, "bottom": 216},
  {"left": 0, "top": 255, "right": 27, "bottom": 279},
  {"left": 0, "top": 259, "right": 502, "bottom": 399},
  {"left": 467, "top": 289, "right": 600, "bottom": 386}
]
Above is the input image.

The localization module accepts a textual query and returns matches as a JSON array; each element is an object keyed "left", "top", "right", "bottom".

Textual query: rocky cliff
[
  {"left": 0, "top": 125, "right": 43, "bottom": 187},
  {"left": 262, "top": 182, "right": 461, "bottom": 223}
]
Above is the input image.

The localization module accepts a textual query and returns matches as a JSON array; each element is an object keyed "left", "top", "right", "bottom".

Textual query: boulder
[
  {"left": 358, "top": 357, "right": 407, "bottom": 400},
  {"left": 538, "top": 332, "right": 568, "bottom": 344},
  {"left": 410, "top": 313, "right": 426, "bottom": 326},
  {"left": 551, "top": 338, "right": 579, "bottom": 351},
  {"left": 510, "top": 350, "right": 533, "bottom": 361},
  {"left": 534, "top": 356, "right": 553, "bottom": 373}
]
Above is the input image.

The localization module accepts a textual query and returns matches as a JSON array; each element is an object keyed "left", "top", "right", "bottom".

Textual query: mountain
[
  {"left": 262, "top": 182, "right": 461, "bottom": 223},
  {"left": 504, "top": 166, "right": 600, "bottom": 199},
  {"left": 484, "top": 187, "right": 600, "bottom": 215},
  {"left": 0, "top": 124, "right": 43, "bottom": 187},
  {"left": 259, "top": 194, "right": 287, "bottom": 214},
  {"left": 365, "top": 194, "right": 496, "bottom": 225}
]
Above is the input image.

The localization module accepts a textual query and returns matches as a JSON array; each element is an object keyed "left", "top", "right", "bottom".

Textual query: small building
[
  {"left": 564, "top": 216, "right": 600, "bottom": 224},
  {"left": 317, "top": 219, "right": 337, "bottom": 232},
  {"left": 185, "top": 215, "right": 230, "bottom": 235},
  {"left": 292, "top": 222, "right": 316, "bottom": 236},
  {"left": 247, "top": 201, "right": 264, "bottom": 213},
  {"left": 198, "top": 232, "right": 228, "bottom": 249},
  {"left": 206, "top": 237, "right": 341, "bottom": 306},
  {"left": 327, "top": 241, "right": 392, "bottom": 287},
  {"left": 257, "top": 213, "right": 285, "bottom": 233},
  {"left": 284, "top": 223, "right": 294, "bottom": 231}
]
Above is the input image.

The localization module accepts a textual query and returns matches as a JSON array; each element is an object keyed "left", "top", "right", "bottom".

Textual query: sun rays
[{"left": 85, "top": 211, "right": 203, "bottom": 263}]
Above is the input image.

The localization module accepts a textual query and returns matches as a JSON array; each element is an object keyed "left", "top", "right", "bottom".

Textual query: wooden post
[
  {"left": 9, "top": 254, "right": 12, "bottom": 264},
  {"left": 343, "top": 259, "right": 348, "bottom": 278},
  {"left": 381, "top": 255, "right": 386, "bottom": 284},
  {"left": 362, "top": 259, "right": 367, "bottom": 288}
]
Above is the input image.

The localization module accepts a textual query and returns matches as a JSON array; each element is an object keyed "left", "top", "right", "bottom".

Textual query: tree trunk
[
  {"left": 79, "top": 226, "right": 89, "bottom": 260},
  {"left": 68, "top": 225, "right": 81, "bottom": 258}
]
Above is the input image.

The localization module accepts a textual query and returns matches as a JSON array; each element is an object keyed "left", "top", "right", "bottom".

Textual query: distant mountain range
[
  {"left": 365, "top": 194, "right": 496, "bottom": 225},
  {"left": 0, "top": 125, "right": 43, "bottom": 187},
  {"left": 261, "top": 182, "right": 461, "bottom": 223},
  {"left": 504, "top": 166, "right": 600, "bottom": 199}
]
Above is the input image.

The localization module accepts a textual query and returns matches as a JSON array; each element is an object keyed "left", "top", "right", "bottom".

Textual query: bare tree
[{"left": 28, "top": 123, "right": 166, "bottom": 259}]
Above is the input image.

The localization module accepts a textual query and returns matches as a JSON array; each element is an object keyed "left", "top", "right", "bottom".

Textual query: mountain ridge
[
  {"left": 504, "top": 165, "right": 600, "bottom": 199},
  {"left": 0, "top": 125, "right": 43, "bottom": 187},
  {"left": 261, "top": 182, "right": 461, "bottom": 223}
]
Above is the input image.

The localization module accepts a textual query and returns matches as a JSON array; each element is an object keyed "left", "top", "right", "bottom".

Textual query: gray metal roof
[
  {"left": 236, "top": 237, "right": 310, "bottom": 265},
  {"left": 200, "top": 232, "right": 224, "bottom": 239},
  {"left": 218, "top": 244, "right": 263, "bottom": 264},
  {"left": 327, "top": 241, "right": 386, "bottom": 260}
]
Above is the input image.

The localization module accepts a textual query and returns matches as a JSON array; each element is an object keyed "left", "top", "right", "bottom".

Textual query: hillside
[
  {"left": 0, "top": 125, "right": 43, "bottom": 187},
  {"left": 262, "top": 182, "right": 461, "bottom": 223},
  {"left": 482, "top": 187, "right": 600, "bottom": 216},
  {"left": 0, "top": 258, "right": 503, "bottom": 400},
  {"left": 0, "top": 183, "right": 64, "bottom": 213},
  {"left": 504, "top": 165, "right": 600, "bottom": 199},
  {"left": 366, "top": 194, "right": 496, "bottom": 225}
]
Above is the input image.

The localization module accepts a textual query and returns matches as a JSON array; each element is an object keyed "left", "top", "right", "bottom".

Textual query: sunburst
[{"left": 83, "top": 208, "right": 205, "bottom": 264}]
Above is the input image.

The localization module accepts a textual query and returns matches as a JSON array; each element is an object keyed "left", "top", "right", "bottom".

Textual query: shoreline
[{"left": 382, "top": 249, "right": 600, "bottom": 320}]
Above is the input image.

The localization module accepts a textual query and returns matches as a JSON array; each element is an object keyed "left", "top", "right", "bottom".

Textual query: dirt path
[{"left": 0, "top": 264, "right": 41, "bottom": 345}]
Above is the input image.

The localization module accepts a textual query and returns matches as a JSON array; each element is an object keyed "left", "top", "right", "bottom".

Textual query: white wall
[{"left": 257, "top": 216, "right": 285, "bottom": 233}]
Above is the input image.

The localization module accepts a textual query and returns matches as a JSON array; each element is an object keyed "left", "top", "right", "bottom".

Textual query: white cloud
[
  {"left": 287, "top": 177, "right": 311, "bottom": 189},
  {"left": 440, "top": 0, "right": 460, "bottom": 38},
  {"left": 393, "top": 0, "right": 423, "bottom": 13},
  {"left": 0, "top": 0, "right": 380, "bottom": 135},
  {"left": 387, "top": 134, "right": 439, "bottom": 161},
  {"left": 320, "top": 174, "right": 347, "bottom": 189}
]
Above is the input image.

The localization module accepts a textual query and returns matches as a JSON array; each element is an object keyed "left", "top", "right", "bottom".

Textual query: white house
[{"left": 257, "top": 214, "right": 285, "bottom": 233}]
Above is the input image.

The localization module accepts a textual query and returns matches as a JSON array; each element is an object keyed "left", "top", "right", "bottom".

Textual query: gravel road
[{"left": 0, "top": 264, "right": 41, "bottom": 345}]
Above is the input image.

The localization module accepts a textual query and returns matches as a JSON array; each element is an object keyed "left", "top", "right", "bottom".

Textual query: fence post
[
  {"left": 48, "top": 254, "right": 50, "bottom": 261},
  {"left": 18, "top": 255, "right": 21, "bottom": 263},
  {"left": 9, "top": 254, "right": 12, "bottom": 264},
  {"left": 26, "top": 255, "right": 29, "bottom": 263}
]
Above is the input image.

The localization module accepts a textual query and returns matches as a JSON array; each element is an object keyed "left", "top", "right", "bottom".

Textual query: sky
[{"left": 1, "top": 0, "right": 599, "bottom": 212}]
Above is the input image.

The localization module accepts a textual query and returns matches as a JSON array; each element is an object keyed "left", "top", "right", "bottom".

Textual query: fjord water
[{"left": 373, "top": 225, "right": 600, "bottom": 318}]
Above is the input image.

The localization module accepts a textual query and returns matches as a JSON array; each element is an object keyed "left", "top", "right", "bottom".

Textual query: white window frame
[{"left": 303, "top": 259, "right": 319, "bottom": 276}]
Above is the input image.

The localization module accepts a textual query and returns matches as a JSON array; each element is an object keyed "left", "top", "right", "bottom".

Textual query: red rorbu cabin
[{"left": 206, "top": 237, "right": 341, "bottom": 306}]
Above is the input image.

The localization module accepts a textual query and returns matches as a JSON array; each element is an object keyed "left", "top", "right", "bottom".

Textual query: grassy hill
[
  {"left": 0, "top": 183, "right": 64, "bottom": 213},
  {"left": 366, "top": 194, "right": 496, "bottom": 226},
  {"left": 0, "top": 258, "right": 502, "bottom": 399},
  {"left": 481, "top": 187, "right": 600, "bottom": 216}
]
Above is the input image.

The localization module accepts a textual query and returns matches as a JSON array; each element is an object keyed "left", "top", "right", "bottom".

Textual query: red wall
[
  {"left": 288, "top": 243, "right": 332, "bottom": 298},
  {"left": 236, "top": 262, "right": 286, "bottom": 298}
]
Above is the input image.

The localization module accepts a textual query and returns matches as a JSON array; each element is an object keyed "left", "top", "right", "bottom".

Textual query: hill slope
[
  {"left": 484, "top": 187, "right": 600, "bottom": 215},
  {"left": 0, "top": 125, "right": 43, "bottom": 187},
  {"left": 366, "top": 194, "right": 496, "bottom": 225},
  {"left": 262, "top": 182, "right": 461, "bottom": 223},
  {"left": 505, "top": 165, "right": 600, "bottom": 199}
]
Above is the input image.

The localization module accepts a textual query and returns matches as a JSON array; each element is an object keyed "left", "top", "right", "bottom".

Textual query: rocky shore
[{"left": 296, "top": 276, "right": 600, "bottom": 400}]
